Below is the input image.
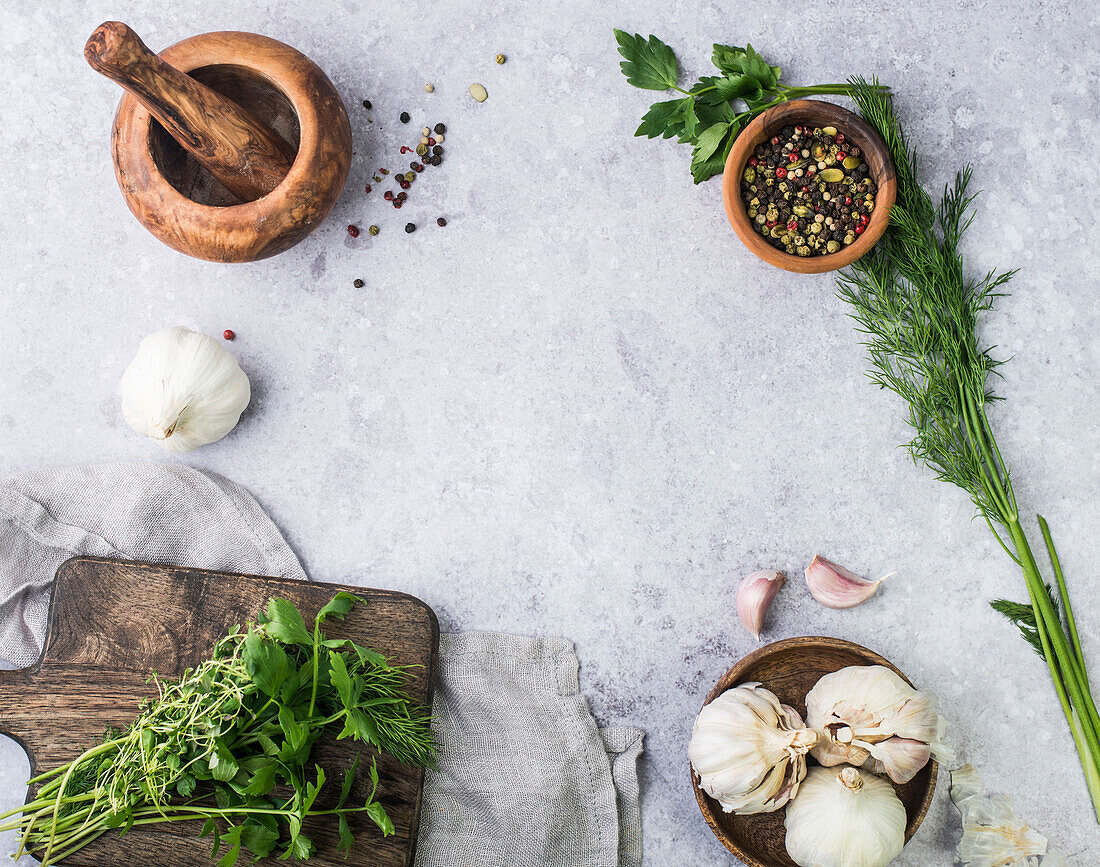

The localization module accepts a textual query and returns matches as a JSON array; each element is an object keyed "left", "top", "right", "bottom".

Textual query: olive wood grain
[
  {"left": 722, "top": 100, "right": 897, "bottom": 274},
  {"left": 691, "top": 636, "right": 936, "bottom": 867},
  {"left": 85, "top": 22, "right": 295, "bottom": 201},
  {"left": 0, "top": 557, "right": 438, "bottom": 867}
]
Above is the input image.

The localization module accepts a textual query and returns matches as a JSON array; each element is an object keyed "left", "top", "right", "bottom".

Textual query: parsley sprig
[
  {"left": 613, "top": 30, "right": 888, "bottom": 183},
  {"left": 0, "top": 593, "right": 435, "bottom": 865}
]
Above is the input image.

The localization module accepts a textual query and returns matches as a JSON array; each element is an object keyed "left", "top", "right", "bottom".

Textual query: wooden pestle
[{"left": 85, "top": 22, "right": 296, "bottom": 201}]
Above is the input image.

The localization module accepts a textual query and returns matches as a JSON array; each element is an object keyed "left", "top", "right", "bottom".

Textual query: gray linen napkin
[{"left": 0, "top": 463, "right": 643, "bottom": 867}]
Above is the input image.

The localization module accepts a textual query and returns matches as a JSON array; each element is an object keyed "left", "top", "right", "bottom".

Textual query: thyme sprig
[
  {"left": 838, "top": 77, "right": 1100, "bottom": 818},
  {"left": 0, "top": 592, "right": 435, "bottom": 865}
]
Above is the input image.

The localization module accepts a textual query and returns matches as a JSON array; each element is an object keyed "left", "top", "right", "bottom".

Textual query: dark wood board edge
[{"left": 0, "top": 556, "right": 439, "bottom": 867}]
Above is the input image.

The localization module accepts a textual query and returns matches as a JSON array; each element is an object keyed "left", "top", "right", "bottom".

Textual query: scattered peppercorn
[
  {"left": 432, "top": 145, "right": 443, "bottom": 156},
  {"left": 368, "top": 225, "right": 379, "bottom": 236},
  {"left": 362, "top": 99, "right": 372, "bottom": 110},
  {"left": 495, "top": 53, "right": 505, "bottom": 64},
  {"left": 416, "top": 143, "right": 429, "bottom": 157},
  {"left": 429, "top": 155, "right": 442, "bottom": 166},
  {"left": 434, "top": 123, "right": 446, "bottom": 135},
  {"left": 412, "top": 162, "right": 424, "bottom": 172},
  {"left": 223, "top": 329, "right": 235, "bottom": 341},
  {"left": 384, "top": 191, "right": 393, "bottom": 201},
  {"left": 379, "top": 168, "right": 389, "bottom": 175},
  {"left": 424, "top": 83, "right": 434, "bottom": 93},
  {"left": 365, "top": 184, "right": 372, "bottom": 193},
  {"left": 347, "top": 224, "right": 360, "bottom": 238},
  {"left": 404, "top": 171, "right": 416, "bottom": 182},
  {"left": 398, "top": 179, "right": 410, "bottom": 189},
  {"left": 739, "top": 123, "right": 876, "bottom": 257},
  {"left": 405, "top": 222, "right": 416, "bottom": 233},
  {"left": 353, "top": 279, "right": 364, "bottom": 288},
  {"left": 436, "top": 217, "right": 447, "bottom": 227},
  {"left": 399, "top": 111, "right": 410, "bottom": 123},
  {"left": 397, "top": 192, "right": 407, "bottom": 201}
]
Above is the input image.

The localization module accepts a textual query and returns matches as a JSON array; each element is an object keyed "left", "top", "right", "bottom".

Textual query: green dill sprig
[
  {"left": 839, "top": 76, "right": 1100, "bottom": 819},
  {"left": 613, "top": 30, "right": 888, "bottom": 183},
  {"left": 0, "top": 592, "right": 435, "bottom": 865}
]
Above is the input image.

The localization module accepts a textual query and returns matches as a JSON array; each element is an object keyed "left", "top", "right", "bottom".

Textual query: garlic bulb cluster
[
  {"left": 950, "top": 765, "right": 1064, "bottom": 867},
  {"left": 805, "top": 665, "right": 952, "bottom": 784},
  {"left": 784, "top": 765, "right": 905, "bottom": 867},
  {"left": 689, "top": 682, "right": 817, "bottom": 814},
  {"left": 120, "top": 326, "right": 251, "bottom": 452}
]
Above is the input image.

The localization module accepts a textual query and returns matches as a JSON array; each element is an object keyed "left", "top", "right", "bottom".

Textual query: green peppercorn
[
  {"left": 404, "top": 171, "right": 416, "bottom": 182},
  {"left": 368, "top": 225, "right": 379, "bottom": 236},
  {"left": 416, "top": 144, "right": 428, "bottom": 157}
]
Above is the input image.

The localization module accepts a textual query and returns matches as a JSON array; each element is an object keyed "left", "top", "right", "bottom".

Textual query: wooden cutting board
[{"left": 0, "top": 557, "right": 438, "bottom": 866}]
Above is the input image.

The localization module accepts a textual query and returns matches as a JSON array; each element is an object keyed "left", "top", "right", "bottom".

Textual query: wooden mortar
[{"left": 87, "top": 23, "right": 352, "bottom": 263}]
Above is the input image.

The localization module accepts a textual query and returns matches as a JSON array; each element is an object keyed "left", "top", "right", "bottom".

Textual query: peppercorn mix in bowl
[{"left": 722, "top": 100, "right": 896, "bottom": 274}]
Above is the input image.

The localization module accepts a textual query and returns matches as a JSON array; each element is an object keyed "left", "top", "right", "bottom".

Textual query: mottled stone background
[{"left": 1, "top": 0, "right": 1097, "bottom": 863}]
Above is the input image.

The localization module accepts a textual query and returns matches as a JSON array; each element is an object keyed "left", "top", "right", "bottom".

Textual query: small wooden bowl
[
  {"left": 112, "top": 31, "right": 352, "bottom": 263},
  {"left": 722, "top": 100, "right": 896, "bottom": 274},
  {"left": 691, "top": 636, "right": 936, "bottom": 866}
]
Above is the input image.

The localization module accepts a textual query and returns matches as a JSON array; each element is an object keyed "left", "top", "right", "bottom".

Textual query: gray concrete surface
[{"left": 1, "top": 0, "right": 1097, "bottom": 862}]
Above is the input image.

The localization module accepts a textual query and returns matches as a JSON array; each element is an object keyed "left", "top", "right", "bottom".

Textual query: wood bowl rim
[
  {"left": 111, "top": 30, "right": 351, "bottom": 262},
  {"left": 722, "top": 99, "right": 897, "bottom": 274},
  {"left": 691, "top": 635, "right": 937, "bottom": 866}
]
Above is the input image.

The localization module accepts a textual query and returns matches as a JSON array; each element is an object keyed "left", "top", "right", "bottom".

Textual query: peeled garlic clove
[
  {"left": 689, "top": 682, "right": 817, "bottom": 815},
  {"left": 804, "top": 555, "right": 886, "bottom": 609},
  {"left": 950, "top": 764, "right": 1052, "bottom": 866},
  {"left": 120, "top": 326, "right": 251, "bottom": 452},
  {"left": 736, "top": 570, "right": 785, "bottom": 641},
  {"left": 785, "top": 766, "right": 906, "bottom": 867}
]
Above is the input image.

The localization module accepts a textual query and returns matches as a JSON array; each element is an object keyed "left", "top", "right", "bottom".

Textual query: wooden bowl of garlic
[{"left": 690, "top": 636, "right": 938, "bottom": 867}]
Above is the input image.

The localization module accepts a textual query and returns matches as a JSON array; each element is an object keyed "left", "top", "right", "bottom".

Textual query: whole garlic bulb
[
  {"left": 805, "top": 665, "right": 953, "bottom": 784},
  {"left": 784, "top": 765, "right": 905, "bottom": 867},
  {"left": 120, "top": 326, "right": 251, "bottom": 452},
  {"left": 689, "top": 682, "right": 817, "bottom": 814}
]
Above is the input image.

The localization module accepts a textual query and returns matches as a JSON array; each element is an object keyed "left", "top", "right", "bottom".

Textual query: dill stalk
[{"left": 838, "top": 77, "right": 1100, "bottom": 818}]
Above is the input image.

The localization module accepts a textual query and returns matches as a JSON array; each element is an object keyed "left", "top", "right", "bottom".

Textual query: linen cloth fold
[{"left": 0, "top": 463, "right": 642, "bottom": 867}]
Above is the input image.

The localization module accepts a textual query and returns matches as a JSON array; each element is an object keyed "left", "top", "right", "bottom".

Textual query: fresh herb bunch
[
  {"left": 838, "top": 77, "right": 1100, "bottom": 817},
  {"left": 613, "top": 31, "right": 887, "bottom": 183},
  {"left": 0, "top": 592, "right": 435, "bottom": 866}
]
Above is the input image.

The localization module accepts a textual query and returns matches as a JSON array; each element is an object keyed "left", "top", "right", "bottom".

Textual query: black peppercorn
[
  {"left": 429, "top": 155, "right": 442, "bottom": 166},
  {"left": 436, "top": 217, "right": 447, "bottom": 227},
  {"left": 434, "top": 123, "right": 446, "bottom": 135},
  {"left": 362, "top": 99, "right": 372, "bottom": 110},
  {"left": 353, "top": 278, "right": 364, "bottom": 288},
  {"left": 432, "top": 145, "right": 443, "bottom": 156},
  {"left": 399, "top": 111, "right": 410, "bottom": 123},
  {"left": 405, "top": 222, "right": 416, "bottom": 234}
]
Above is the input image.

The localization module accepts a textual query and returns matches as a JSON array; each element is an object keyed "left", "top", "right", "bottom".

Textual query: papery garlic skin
[
  {"left": 804, "top": 555, "right": 886, "bottom": 609},
  {"left": 785, "top": 765, "right": 905, "bottom": 867},
  {"left": 121, "top": 326, "right": 251, "bottom": 452},
  {"left": 737, "top": 570, "right": 786, "bottom": 641},
  {"left": 689, "top": 682, "right": 817, "bottom": 814},
  {"left": 805, "top": 665, "right": 953, "bottom": 784},
  {"left": 950, "top": 764, "right": 1054, "bottom": 867}
]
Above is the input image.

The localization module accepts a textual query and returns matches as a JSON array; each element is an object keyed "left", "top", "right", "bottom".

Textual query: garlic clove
[
  {"left": 736, "top": 569, "right": 786, "bottom": 640},
  {"left": 861, "top": 735, "right": 931, "bottom": 784},
  {"left": 804, "top": 555, "right": 887, "bottom": 609}
]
